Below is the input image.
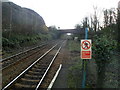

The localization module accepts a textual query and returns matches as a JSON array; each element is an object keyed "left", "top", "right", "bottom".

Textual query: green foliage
[
  {"left": 2, "top": 37, "right": 14, "bottom": 48},
  {"left": 48, "top": 26, "right": 59, "bottom": 39},
  {"left": 103, "top": 53, "right": 119, "bottom": 88},
  {"left": 68, "top": 61, "right": 82, "bottom": 88},
  {"left": 2, "top": 32, "right": 55, "bottom": 50},
  {"left": 67, "top": 40, "right": 82, "bottom": 88},
  {"left": 2, "top": 26, "right": 59, "bottom": 50},
  {"left": 68, "top": 40, "right": 80, "bottom": 52},
  {"left": 93, "top": 34, "right": 117, "bottom": 64},
  {"left": 93, "top": 34, "right": 117, "bottom": 87},
  {"left": 101, "top": 24, "right": 118, "bottom": 40}
]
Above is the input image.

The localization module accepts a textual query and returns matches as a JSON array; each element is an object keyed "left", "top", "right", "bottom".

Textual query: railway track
[
  {"left": 2, "top": 40, "right": 65, "bottom": 90},
  {"left": 1, "top": 40, "right": 57, "bottom": 70}
]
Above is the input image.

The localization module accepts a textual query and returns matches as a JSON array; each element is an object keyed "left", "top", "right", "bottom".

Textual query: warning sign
[
  {"left": 82, "top": 40, "right": 91, "bottom": 50},
  {"left": 81, "top": 40, "right": 92, "bottom": 59}
]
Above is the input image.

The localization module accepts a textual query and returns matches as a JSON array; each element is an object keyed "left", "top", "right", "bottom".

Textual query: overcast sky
[{"left": 7, "top": 0, "right": 120, "bottom": 29}]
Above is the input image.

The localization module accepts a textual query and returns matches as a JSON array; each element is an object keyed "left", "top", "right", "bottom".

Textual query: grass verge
[{"left": 67, "top": 40, "right": 82, "bottom": 88}]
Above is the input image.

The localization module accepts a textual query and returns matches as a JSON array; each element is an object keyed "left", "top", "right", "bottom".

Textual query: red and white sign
[{"left": 81, "top": 39, "right": 92, "bottom": 59}]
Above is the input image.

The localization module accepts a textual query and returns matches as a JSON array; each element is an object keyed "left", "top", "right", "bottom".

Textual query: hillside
[
  {"left": 2, "top": 2, "right": 47, "bottom": 35},
  {"left": 2, "top": 2, "right": 59, "bottom": 56}
]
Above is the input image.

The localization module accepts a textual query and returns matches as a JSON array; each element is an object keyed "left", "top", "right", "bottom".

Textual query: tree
[
  {"left": 81, "top": 17, "right": 89, "bottom": 29},
  {"left": 48, "top": 26, "right": 58, "bottom": 31},
  {"left": 75, "top": 24, "right": 82, "bottom": 30},
  {"left": 104, "top": 8, "right": 117, "bottom": 27},
  {"left": 104, "top": 9, "right": 109, "bottom": 27},
  {"left": 93, "top": 6, "right": 99, "bottom": 32},
  {"left": 117, "top": 2, "right": 120, "bottom": 51},
  {"left": 48, "top": 26, "right": 59, "bottom": 39},
  {"left": 89, "top": 6, "right": 101, "bottom": 32}
]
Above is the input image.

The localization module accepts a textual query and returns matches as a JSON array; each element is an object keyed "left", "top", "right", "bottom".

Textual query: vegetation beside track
[
  {"left": 67, "top": 25, "right": 119, "bottom": 88},
  {"left": 92, "top": 33, "right": 118, "bottom": 88},
  {"left": 67, "top": 40, "right": 96, "bottom": 88},
  {"left": 73, "top": 6, "right": 119, "bottom": 88},
  {"left": 2, "top": 26, "right": 59, "bottom": 58},
  {"left": 67, "top": 40, "right": 82, "bottom": 88}
]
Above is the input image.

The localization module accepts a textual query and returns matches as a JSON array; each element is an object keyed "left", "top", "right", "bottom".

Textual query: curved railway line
[
  {"left": 1, "top": 41, "right": 56, "bottom": 70},
  {"left": 2, "top": 40, "right": 65, "bottom": 90}
]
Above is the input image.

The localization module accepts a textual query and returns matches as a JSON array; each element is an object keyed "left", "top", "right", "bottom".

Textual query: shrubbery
[
  {"left": 2, "top": 32, "right": 56, "bottom": 50},
  {"left": 93, "top": 34, "right": 117, "bottom": 87},
  {"left": 93, "top": 34, "right": 117, "bottom": 62}
]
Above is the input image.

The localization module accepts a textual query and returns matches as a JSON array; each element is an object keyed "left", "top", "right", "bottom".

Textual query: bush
[
  {"left": 2, "top": 37, "right": 15, "bottom": 48},
  {"left": 2, "top": 30, "right": 58, "bottom": 50},
  {"left": 93, "top": 34, "right": 117, "bottom": 88},
  {"left": 93, "top": 35, "right": 117, "bottom": 63},
  {"left": 68, "top": 62, "right": 82, "bottom": 88}
]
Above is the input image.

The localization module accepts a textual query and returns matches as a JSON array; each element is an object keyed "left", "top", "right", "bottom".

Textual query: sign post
[{"left": 81, "top": 28, "right": 92, "bottom": 88}]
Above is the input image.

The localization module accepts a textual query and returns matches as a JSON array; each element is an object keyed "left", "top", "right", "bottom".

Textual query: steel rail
[
  {"left": 2, "top": 43, "right": 58, "bottom": 90},
  {"left": 1, "top": 41, "right": 49, "bottom": 62},
  {"left": 1, "top": 43, "right": 48, "bottom": 70},
  {"left": 1, "top": 40, "right": 57, "bottom": 70},
  {"left": 47, "top": 64, "right": 62, "bottom": 89},
  {"left": 35, "top": 40, "right": 65, "bottom": 90}
]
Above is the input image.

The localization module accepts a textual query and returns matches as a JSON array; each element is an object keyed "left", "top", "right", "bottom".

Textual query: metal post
[
  {"left": 82, "top": 28, "right": 88, "bottom": 88},
  {"left": 85, "top": 28, "right": 88, "bottom": 40}
]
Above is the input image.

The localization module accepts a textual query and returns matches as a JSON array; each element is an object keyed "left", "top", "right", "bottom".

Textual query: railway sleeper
[
  {"left": 34, "top": 64, "right": 47, "bottom": 68},
  {"left": 28, "top": 71, "right": 45, "bottom": 76},
  {"left": 37, "top": 62, "right": 48, "bottom": 65},
  {"left": 28, "top": 71, "right": 41, "bottom": 74},
  {"left": 15, "top": 78, "right": 39, "bottom": 87},
  {"left": 15, "top": 82, "right": 37, "bottom": 89},
  {"left": 24, "top": 74, "right": 42, "bottom": 79},
  {"left": 21, "top": 78, "right": 40, "bottom": 82},
  {"left": 31, "top": 68, "right": 42, "bottom": 72},
  {"left": 34, "top": 64, "right": 47, "bottom": 67},
  {"left": 13, "top": 55, "right": 22, "bottom": 59},
  {"left": 3, "top": 61, "right": 11, "bottom": 64},
  {"left": 36, "top": 63, "right": 47, "bottom": 66}
]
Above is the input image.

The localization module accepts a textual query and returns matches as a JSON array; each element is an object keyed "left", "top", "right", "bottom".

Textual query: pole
[
  {"left": 85, "top": 28, "right": 88, "bottom": 40},
  {"left": 82, "top": 28, "right": 88, "bottom": 88}
]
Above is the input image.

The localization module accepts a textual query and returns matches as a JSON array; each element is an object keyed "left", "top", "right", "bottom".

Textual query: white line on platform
[{"left": 47, "top": 64, "right": 62, "bottom": 90}]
